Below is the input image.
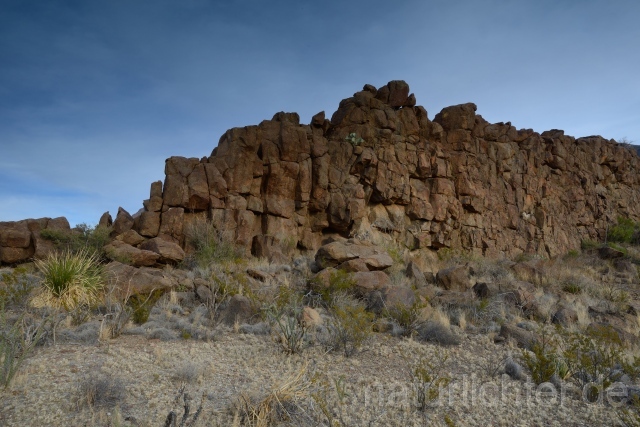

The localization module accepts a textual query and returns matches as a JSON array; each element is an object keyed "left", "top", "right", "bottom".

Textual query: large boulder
[
  {"left": 138, "top": 237, "right": 185, "bottom": 264},
  {"left": 104, "top": 240, "right": 160, "bottom": 267},
  {"left": 436, "top": 265, "right": 474, "bottom": 291},
  {"left": 105, "top": 261, "right": 174, "bottom": 297},
  {"left": 315, "top": 239, "right": 394, "bottom": 271}
]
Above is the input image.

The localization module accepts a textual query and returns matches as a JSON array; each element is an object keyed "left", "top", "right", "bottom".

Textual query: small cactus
[{"left": 345, "top": 133, "right": 364, "bottom": 146}]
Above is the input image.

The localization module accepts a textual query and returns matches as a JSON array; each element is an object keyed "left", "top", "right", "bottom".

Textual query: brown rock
[
  {"left": 383, "top": 286, "right": 416, "bottom": 309},
  {"left": 99, "top": 212, "right": 113, "bottom": 228},
  {"left": 299, "top": 306, "right": 323, "bottom": 327},
  {"left": 251, "top": 235, "right": 286, "bottom": 263},
  {"left": 139, "top": 237, "right": 185, "bottom": 264},
  {"left": 599, "top": 246, "right": 625, "bottom": 259},
  {"left": 436, "top": 265, "right": 474, "bottom": 291},
  {"left": 138, "top": 212, "right": 161, "bottom": 237},
  {"left": 315, "top": 240, "right": 393, "bottom": 271},
  {"left": 406, "top": 261, "right": 428, "bottom": 288},
  {"left": 220, "top": 294, "right": 257, "bottom": 326},
  {"left": 0, "top": 222, "right": 31, "bottom": 248},
  {"left": 112, "top": 207, "right": 134, "bottom": 235},
  {"left": 150, "top": 180, "right": 163, "bottom": 198},
  {"left": 352, "top": 270, "right": 391, "bottom": 294},
  {"left": 0, "top": 247, "right": 33, "bottom": 264},
  {"left": 116, "top": 229, "right": 146, "bottom": 246},
  {"left": 106, "top": 261, "right": 173, "bottom": 297},
  {"left": 498, "top": 324, "right": 539, "bottom": 350},
  {"left": 104, "top": 240, "right": 160, "bottom": 267},
  {"left": 195, "top": 284, "right": 213, "bottom": 303},
  {"left": 387, "top": 80, "right": 410, "bottom": 108},
  {"left": 552, "top": 306, "right": 578, "bottom": 327}
]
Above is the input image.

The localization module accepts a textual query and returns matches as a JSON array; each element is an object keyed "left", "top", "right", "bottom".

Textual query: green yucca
[{"left": 32, "top": 249, "right": 105, "bottom": 311}]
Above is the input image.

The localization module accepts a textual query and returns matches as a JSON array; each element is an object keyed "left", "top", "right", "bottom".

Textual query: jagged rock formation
[
  {"left": 2, "top": 81, "right": 639, "bottom": 265},
  {"left": 119, "top": 80, "right": 639, "bottom": 259}
]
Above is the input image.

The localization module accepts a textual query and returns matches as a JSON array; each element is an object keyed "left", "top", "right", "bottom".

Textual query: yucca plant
[{"left": 32, "top": 249, "right": 105, "bottom": 311}]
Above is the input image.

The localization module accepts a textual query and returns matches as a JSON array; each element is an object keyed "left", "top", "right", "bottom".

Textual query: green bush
[
  {"left": 382, "top": 299, "right": 425, "bottom": 336},
  {"left": 609, "top": 217, "right": 639, "bottom": 244},
  {"left": 312, "top": 270, "right": 358, "bottom": 306},
  {"left": 128, "top": 290, "right": 164, "bottom": 324},
  {"left": 265, "top": 286, "right": 308, "bottom": 354},
  {"left": 322, "top": 297, "right": 373, "bottom": 357},
  {"left": 344, "top": 132, "right": 364, "bottom": 146},
  {"left": 562, "top": 283, "right": 582, "bottom": 294},
  {"left": 0, "top": 267, "right": 38, "bottom": 307},
  {"left": 409, "top": 350, "right": 451, "bottom": 411},
  {"left": 521, "top": 330, "right": 558, "bottom": 385},
  {"left": 184, "top": 218, "right": 244, "bottom": 268},
  {"left": 40, "top": 223, "right": 111, "bottom": 258},
  {"left": 32, "top": 249, "right": 105, "bottom": 311},
  {"left": 562, "top": 325, "right": 626, "bottom": 402}
]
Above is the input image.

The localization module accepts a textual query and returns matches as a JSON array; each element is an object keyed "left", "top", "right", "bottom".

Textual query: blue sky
[{"left": 1, "top": 0, "right": 639, "bottom": 227}]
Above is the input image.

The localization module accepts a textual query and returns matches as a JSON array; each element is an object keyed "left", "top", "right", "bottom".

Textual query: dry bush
[
  {"left": 415, "top": 321, "right": 460, "bottom": 346},
  {"left": 76, "top": 374, "right": 126, "bottom": 410},
  {"left": 321, "top": 295, "right": 373, "bottom": 357},
  {"left": 408, "top": 349, "right": 451, "bottom": 411},
  {"left": 1, "top": 306, "right": 48, "bottom": 388},
  {"left": 163, "top": 385, "right": 204, "bottom": 427},
  {"left": 233, "top": 363, "right": 312, "bottom": 427},
  {"left": 183, "top": 217, "right": 245, "bottom": 269}
]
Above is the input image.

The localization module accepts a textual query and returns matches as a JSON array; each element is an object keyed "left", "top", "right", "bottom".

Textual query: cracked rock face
[
  {"left": 124, "top": 80, "right": 640, "bottom": 260},
  {"left": 3, "top": 80, "right": 640, "bottom": 265}
]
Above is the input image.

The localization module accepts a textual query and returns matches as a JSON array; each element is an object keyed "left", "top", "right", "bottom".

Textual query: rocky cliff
[
  {"left": 121, "top": 80, "right": 640, "bottom": 260},
  {"left": 3, "top": 80, "right": 640, "bottom": 265}
]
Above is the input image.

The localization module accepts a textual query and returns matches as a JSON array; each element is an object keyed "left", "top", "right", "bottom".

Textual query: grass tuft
[{"left": 32, "top": 249, "right": 105, "bottom": 311}]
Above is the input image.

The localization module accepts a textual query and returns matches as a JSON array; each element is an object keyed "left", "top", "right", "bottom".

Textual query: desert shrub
[
  {"left": 265, "top": 287, "right": 308, "bottom": 354},
  {"left": 0, "top": 267, "right": 39, "bottom": 307},
  {"left": 311, "top": 269, "right": 358, "bottom": 306},
  {"left": 581, "top": 239, "right": 600, "bottom": 251},
  {"left": 100, "top": 296, "right": 134, "bottom": 340},
  {"left": 383, "top": 300, "right": 426, "bottom": 337},
  {"left": 609, "top": 217, "right": 640, "bottom": 245},
  {"left": 233, "top": 363, "right": 312, "bottom": 427},
  {"left": 618, "top": 395, "right": 640, "bottom": 427},
  {"left": 322, "top": 296, "right": 373, "bottom": 357},
  {"left": 184, "top": 218, "right": 244, "bottom": 268},
  {"left": 344, "top": 132, "right": 364, "bottom": 146},
  {"left": 76, "top": 374, "right": 126, "bottom": 409},
  {"left": 0, "top": 305, "right": 48, "bottom": 388},
  {"left": 562, "top": 282, "right": 582, "bottom": 294},
  {"left": 562, "top": 325, "right": 627, "bottom": 402},
  {"left": 416, "top": 321, "right": 461, "bottom": 346},
  {"left": 32, "top": 249, "right": 105, "bottom": 311},
  {"left": 163, "top": 385, "right": 204, "bottom": 427},
  {"left": 521, "top": 330, "right": 559, "bottom": 385},
  {"left": 504, "top": 357, "right": 526, "bottom": 380},
  {"left": 129, "top": 289, "right": 165, "bottom": 324},
  {"left": 173, "top": 363, "right": 201, "bottom": 384},
  {"left": 409, "top": 350, "right": 451, "bottom": 411},
  {"left": 40, "top": 223, "right": 111, "bottom": 258}
]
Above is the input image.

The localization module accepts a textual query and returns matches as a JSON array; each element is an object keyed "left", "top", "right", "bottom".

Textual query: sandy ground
[{"left": 0, "top": 327, "right": 628, "bottom": 427}]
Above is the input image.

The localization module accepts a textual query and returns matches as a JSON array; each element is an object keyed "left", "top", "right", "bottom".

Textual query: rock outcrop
[
  {"left": 118, "top": 80, "right": 639, "bottom": 259},
  {"left": 0, "top": 217, "right": 71, "bottom": 264},
  {"left": 3, "top": 80, "right": 640, "bottom": 265}
]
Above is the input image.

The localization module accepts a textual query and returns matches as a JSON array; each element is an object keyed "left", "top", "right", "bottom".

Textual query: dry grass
[{"left": 232, "top": 362, "right": 312, "bottom": 427}]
